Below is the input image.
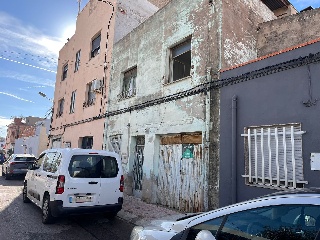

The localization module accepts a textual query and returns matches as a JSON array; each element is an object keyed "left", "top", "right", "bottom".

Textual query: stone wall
[{"left": 257, "top": 8, "right": 320, "bottom": 57}]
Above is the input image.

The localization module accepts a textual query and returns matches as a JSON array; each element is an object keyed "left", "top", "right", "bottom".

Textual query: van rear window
[{"left": 68, "top": 155, "right": 119, "bottom": 178}]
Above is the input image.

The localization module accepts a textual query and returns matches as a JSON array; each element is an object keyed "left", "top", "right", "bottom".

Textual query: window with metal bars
[
  {"left": 241, "top": 123, "right": 307, "bottom": 189},
  {"left": 120, "top": 67, "right": 137, "bottom": 99}
]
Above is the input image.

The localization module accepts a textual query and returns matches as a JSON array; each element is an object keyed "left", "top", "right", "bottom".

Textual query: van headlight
[{"left": 130, "top": 226, "right": 145, "bottom": 240}]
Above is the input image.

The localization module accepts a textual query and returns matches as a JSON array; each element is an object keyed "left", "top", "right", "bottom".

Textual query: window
[
  {"left": 74, "top": 50, "right": 81, "bottom": 72},
  {"left": 42, "top": 152, "right": 62, "bottom": 173},
  {"left": 86, "top": 81, "right": 95, "bottom": 105},
  {"left": 91, "top": 33, "right": 101, "bottom": 58},
  {"left": 186, "top": 205, "right": 320, "bottom": 240},
  {"left": 241, "top": 123, "right": 307, "bottom": 189},
  {"left": 80, "top": 136, "right": 93, "bottom": 149},
  {"left": 70, "top": 90, "right": 76, "bottom": 113},
  {"left": 169, "top": 38, "right": 191, "bottom": 83},
  {"left": 62, "top": 63, "right": 68, "bottom": 80},
  {"left": 68, "top": 155, "right": 119, "bottom": 178},
  {"left": 57, "top": 98, "right": 64, "bottom": 117},
  {"left": 120, "top": 67, "right": 137, "bottom": 99}
]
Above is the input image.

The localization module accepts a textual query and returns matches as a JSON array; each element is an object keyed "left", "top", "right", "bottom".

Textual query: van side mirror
[{"left": 195, "top": 230, "right": 216, "bottom": 240}]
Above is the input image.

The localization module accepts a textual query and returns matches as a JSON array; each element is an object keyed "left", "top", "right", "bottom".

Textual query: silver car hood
[{"left": 143, "top": 213, "right": 201, "bottom": 232}]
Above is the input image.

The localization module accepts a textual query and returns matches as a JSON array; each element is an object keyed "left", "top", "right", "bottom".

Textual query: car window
[
  {"left": 14, "top": 157, "right": 36, "bottom": 161},
  {"left": 68, "top": 155, "right": 119, "bottom": 178},
  {"left": 217, "top": 205, "right": 320, "bottom": 240},
  {"left": 43, "top": 152, "right": 61, "bottom": 173},
  {"left": 186, "top": 216, "right": 224, "bottom": 240}
]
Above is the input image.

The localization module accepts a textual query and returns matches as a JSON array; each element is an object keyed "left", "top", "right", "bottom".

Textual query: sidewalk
[{"left": 118, "top": 194, "right": 187, "bottom": 227}]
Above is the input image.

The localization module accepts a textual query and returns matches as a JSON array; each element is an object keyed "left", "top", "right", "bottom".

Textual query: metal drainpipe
[{"left": 232, "top": 95, "right": 237, "bottom": 204}]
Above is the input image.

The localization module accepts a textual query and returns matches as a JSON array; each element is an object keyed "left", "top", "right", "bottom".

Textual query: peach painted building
[{"left": 50, "top": 0, "right": 158, "bottom": 149}]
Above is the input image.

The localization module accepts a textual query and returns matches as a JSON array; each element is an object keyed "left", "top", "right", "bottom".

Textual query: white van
[{"left": 23, "top": 148, "right": 124, "bottom": 224}]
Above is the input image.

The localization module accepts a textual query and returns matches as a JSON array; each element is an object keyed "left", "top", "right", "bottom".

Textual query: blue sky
[
  {"left": 0, "top": 0, "right": 319, "bottom": 138},
  {"left": 0, "top": 0, "right": 89, "bottom": 138}
]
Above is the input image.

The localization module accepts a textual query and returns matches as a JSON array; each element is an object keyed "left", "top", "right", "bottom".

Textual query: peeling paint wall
[
  {"left": 257, "top": 8, "right": 320, "bottom": 57},
  {"left": 106, "top": 0, "right": 276, "bottom": 211},
  {"left": 222, "top": 0, "right": 275, "bottom": 67}
]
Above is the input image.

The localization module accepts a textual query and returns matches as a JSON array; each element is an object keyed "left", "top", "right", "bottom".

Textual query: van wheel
[
  {"left": 22, "top": 182, "right": 31, "bottom": 203},
  {"left": 42, "top": 195, "right": 54, "bottom": 224}
]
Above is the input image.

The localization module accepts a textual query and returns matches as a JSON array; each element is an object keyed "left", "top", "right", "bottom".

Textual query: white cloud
[
  {"left": 0, "top": 11, "right": 65, "bottom": 70},
  {"left": 0, "top": 92, "right": 35, "bottom": 103},
  {"left": 0, "top": 70, "right": 55, "bottom": 87}
]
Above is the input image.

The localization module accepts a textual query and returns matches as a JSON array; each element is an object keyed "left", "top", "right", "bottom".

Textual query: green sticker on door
[{"left": 182, "top": 144, "right": 194, "bottom": 159}]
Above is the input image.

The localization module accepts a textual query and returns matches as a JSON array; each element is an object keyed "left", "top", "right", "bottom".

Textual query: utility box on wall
[{"left": 310, "top": 153, "right": 320, "bottom": 170}]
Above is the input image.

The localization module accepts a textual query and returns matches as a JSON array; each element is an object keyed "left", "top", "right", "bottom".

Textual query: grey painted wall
[{"left": 219, "top": 41, "right": 320, "bottom": 207}]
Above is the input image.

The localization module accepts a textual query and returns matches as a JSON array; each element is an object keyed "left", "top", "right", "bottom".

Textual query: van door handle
[{"left": 88, "top": 181, "right": 98, "bottom": 184}]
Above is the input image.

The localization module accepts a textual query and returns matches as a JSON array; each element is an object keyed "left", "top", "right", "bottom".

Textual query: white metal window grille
[
  {"left": 241, "top": 123, "right": 307, "bottom": 189},
  {"left": 119, "top": 67, "right": 137, "bottom": 99},
  {"left": 70, "top": 91, "right": 76, "bottom": 113},
  {"left": 74, "top": 50, "right": 81, "bottom": 72}
]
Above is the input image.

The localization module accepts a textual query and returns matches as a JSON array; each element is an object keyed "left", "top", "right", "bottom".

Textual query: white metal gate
[{"left": 158, "top": 136, "right": 204, "bottom": 212}]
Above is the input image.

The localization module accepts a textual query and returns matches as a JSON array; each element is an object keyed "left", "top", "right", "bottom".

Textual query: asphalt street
[{"left": 0, "top": 169, "right": 135, "bottom": 240}]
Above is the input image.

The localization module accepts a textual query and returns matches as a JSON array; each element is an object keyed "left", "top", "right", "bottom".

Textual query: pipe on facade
[{"left": 232, "top": 95, "right": 237, "bottom": 204}]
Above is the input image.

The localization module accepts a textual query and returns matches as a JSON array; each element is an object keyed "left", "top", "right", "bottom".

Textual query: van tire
[
  {"left": 42, "top": 195, "right": 54, "bottom": 224},
  {"left": 22, "top": 182, "right": 31, "bottom": 203}
]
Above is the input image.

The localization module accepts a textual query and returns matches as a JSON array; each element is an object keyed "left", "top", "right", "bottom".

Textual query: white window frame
[{"left": 241, "top": 123, "right": 308, "bottom": 189}]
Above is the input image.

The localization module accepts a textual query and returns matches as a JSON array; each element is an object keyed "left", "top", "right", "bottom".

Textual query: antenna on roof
[{"left": 77, "top": 0, "right": 82, "bottom": 14}]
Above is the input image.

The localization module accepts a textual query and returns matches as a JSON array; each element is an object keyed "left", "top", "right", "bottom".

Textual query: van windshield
[{"left": 68, "top": 155, "right": 119, "bottom": 178}]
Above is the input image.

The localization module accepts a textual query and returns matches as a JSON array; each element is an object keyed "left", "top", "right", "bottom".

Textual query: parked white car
[
  {"left": 130, "top": 189, "right": 320, "bottom": 240},
  {"left": 23, "top": 148, "right": 124, "bottom": 224}
]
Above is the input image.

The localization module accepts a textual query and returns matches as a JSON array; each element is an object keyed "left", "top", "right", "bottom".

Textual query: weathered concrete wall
[
  {"left": 108, "top": 0, "right": 212, "bottom": 209},
  {"left": 107, "top": 0, "right": 276, "bottom": 211},
  {"left": 222, "top": 0, "right": 275, "bottom": 68},
  {"left": 147, "top": 0, "right": 171, "bottom": 8},
  {"left": 257, "top": 8, "right": 320, "bottom": 57},
  {"left": 114, "top": 0, "right": 159, "bottom": 43}
]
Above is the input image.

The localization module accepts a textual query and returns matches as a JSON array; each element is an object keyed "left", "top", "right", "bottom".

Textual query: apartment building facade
[{"left": 50, "top": 0, "right": 158, "bottom": 149}]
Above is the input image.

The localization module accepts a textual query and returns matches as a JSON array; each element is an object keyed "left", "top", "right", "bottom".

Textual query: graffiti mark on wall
[{"left": 133, "top": 136, "right": 144, "bottom": 191}]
